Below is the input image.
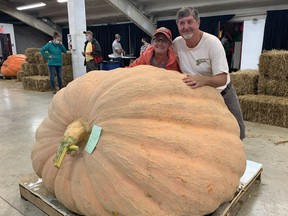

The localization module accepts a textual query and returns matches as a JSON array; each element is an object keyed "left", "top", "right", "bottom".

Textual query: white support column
[{"left": 67, "top": 0, "right": 86, "bottom": 79}]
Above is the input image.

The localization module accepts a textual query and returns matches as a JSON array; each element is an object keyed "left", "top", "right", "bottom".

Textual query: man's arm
[
  {"left": 183, "top": 73, "right": 227, "bottom": 89},
  {"left": 113, "top": 42, "right": 124, "bottom": 54},
  {"left": 115, "top": 48, "right": 124, "bottom": 54},
  {"left": 92, "top": 40, "right": 102, "bottom": 57}
]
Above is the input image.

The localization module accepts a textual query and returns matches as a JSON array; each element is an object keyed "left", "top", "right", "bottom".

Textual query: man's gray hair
[{"left": 176, "top": 7, "right": 200, "bottom": 23}]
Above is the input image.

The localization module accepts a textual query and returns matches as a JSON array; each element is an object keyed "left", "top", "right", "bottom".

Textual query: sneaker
[{"left": 53, "top": 89, "right": 56, "bottom": 94}]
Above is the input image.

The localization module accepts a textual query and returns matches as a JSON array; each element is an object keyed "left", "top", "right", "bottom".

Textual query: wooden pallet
[
  {"left": 211, "top": 160, "right": 262, "bottom": 216},
  {"left": 0, "top": 75, "right": 17, "bottom": 79},
  {"left": 19, "top": 160, "right": 262, "bottom": 216},
  {"left": 19, "top": 174, "right": 79, "bottom": 216}
]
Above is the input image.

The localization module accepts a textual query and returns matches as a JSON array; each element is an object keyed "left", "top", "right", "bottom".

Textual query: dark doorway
[
  {"left": 219, "top": 22, "right": 243, "bottom": 72},
  {"left": 0, "top": 33, "right": 12, "bottom": 66}
]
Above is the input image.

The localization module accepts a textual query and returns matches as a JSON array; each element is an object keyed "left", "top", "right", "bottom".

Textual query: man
[
  {"left": 82, "top": 31, "right": 102, "bottom": 72},
  {"left": 139, "top": 37, "right": 150, "bottom": 55},
  {"left": 173, "top": 7, "right": 245, "bottom": 139},
  {"left": 112, "top": 34, "right": 125, "bottom": 67}
]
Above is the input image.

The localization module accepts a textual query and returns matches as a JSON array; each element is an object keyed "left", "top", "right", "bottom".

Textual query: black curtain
[
  {"left": 62, "top": 23, "right": 152, "bottom": 59},
  {"left": 130, "top": 24, "right": 151, "bottom": 57},
  {"left": 87, "top": 24, "right": 130, "bottom": 61},
  {"left": 61, "top": 14, "right": 235, "bottom": 61},
  {"left": 157, "top": 20, "right": 179, "bottom": 40},
  {"left": 200, "top": 14, "right": 234, "bottom": 36},
  {"left": 262, "top": 10, "right": 288, "bottom": 51},
  {"left": 157, "top": 15, "right": 234, "bottom": 39},
  {"left": 62, "top": 23, "right": 130, "bottom": 61},
  {"left": 61, "top": 28, "right": 69, "bottom": 50}
]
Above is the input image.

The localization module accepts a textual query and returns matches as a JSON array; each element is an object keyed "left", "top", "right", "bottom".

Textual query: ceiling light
[
  {"left": 16, "top": 2, "right": 46, "bottom": 10},
  {"left": 57, "top": 0, "right": 67, "bottom": 3}
]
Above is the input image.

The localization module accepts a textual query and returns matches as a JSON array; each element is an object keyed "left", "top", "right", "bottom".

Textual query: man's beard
[{"left": 182, "top": 31, "right": 193, "bottom": 40}]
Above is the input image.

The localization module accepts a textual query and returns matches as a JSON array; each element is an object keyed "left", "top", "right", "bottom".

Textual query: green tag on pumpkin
[{"left": 85, "top": 125, "right": 102, "bottom": 154}]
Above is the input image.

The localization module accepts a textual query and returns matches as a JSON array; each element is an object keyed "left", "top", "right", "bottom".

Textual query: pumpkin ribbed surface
[
  {"left": 0, "top": 54, "right": 26, "bottom": 76},
  {"left": 31, "top": 65, "right": 246, "bottom": 216}
]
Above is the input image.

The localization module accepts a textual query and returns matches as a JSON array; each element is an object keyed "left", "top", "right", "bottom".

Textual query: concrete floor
[{"left": 0, "top": 78, "right": 287, "bottom": 216}]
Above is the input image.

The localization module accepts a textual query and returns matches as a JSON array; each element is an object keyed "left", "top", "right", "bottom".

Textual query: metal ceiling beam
[
  {"left": 144, "top": 0, "right": 286, "bottom": 13},
  {"left": 0, "top": 0, "right": 61, "bottom": 37},
  {"left": 104, "top": 0, "right": 156, "bottom": 37},
  {"left": 154, "top": 3, "right": 288, "bottom": 22},
  {"left": 39, "top": 4, "right": 109, "bottom": 18},
  {"left": 52, "top": 11, "right": 124, "bottom": 24}
]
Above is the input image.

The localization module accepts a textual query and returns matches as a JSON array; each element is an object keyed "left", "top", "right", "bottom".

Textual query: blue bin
[{"left": 100, "top": 61, "right": 120, "bottom": 70}]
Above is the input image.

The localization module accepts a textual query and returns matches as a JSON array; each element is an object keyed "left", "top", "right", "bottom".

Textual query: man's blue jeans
[{"left": 48, "top": 65, "right": 63, "bottom": 90}]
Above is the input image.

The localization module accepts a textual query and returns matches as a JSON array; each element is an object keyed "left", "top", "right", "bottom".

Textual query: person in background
[
  {"left": 112, "top": 34, "right": 125, "bottom": 67},
  {"left": 173, "top": 7, "right": 245, "bottom": 139},
  {"left": 129, "top": 27, "right": 180, "bottom": 71},
  {"left": 82, "top": 30, "right": 102, "bottom": 72},
  {"left": 41, "top": 32, "right": 67, "bottom": 94},
  {"left": 140, "top": 37, "right": 150, "bottom": 55}
]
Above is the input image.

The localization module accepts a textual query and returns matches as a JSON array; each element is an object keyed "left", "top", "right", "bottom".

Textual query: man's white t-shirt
[
  {"left": 173, "top": 32, "right": 230, "bottom": 91},
  {"left": 112, "top": 40, "right": 122, "bottom": 58}
]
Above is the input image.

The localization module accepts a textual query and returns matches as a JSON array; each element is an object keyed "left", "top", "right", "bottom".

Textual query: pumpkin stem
[{"left": 54, "top": 119, "right": 90, "bottom": 168}]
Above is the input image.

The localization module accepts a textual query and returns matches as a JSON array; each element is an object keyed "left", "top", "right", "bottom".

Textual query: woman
[
  {"left": 41, "top": 32, "right": 67, "bottom": 94},
  {"left": 129, "top": 27, "right": 180, "bottom": 71},
  {"left": 139, "top": 37, "right": 150, "bottom": 55}
]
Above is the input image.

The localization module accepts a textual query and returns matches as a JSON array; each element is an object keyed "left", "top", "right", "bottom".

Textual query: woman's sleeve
[
  {"left": 60, "top": 44, "right": 67, "bottom": 53},
  {"left": 40, "top": 43, "right": 49, "bottom": 59}
]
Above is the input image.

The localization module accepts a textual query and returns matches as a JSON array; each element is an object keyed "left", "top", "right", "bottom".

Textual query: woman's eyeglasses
[{"left": 153, "top": 37, "right": 170, "bottom": 44}]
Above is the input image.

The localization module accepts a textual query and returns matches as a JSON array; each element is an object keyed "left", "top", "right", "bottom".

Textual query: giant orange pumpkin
[
  {"left": 31, "top": 65, "right": 246, "bottom": 216},
  {"left": 0, "top": 54, "right": 26, "bottom": 76}
]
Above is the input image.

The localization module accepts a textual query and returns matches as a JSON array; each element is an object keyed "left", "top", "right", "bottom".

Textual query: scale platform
[{"left": 19, "top": 160, "right": 262, "bottom": 216}]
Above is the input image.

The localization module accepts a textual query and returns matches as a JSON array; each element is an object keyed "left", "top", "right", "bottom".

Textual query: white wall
[
  {"left": 0, "top": 23, "right": 17, "bottom": 54},
  {"left": 240, "top": 19, "right": 265, "bottom": 70}
]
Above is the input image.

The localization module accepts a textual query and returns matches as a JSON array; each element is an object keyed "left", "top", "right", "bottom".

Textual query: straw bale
[
  {"left": 22, "top": 62, "right": 28, "bottom": 71},
  {"left": 22, "top": 76, "right": 50, "bottom": 92},
  {"left": 37, "top": 64, "right": 49, "bottom": 76},
  {"left": 259, "top": 50, "right": 288, "bottom": 79},
  {"left": 24, "top": 48, "right": 40, "bottom": 63},
  {"left": 239, "top": 94, "right": 288, "bottom": 128},
  {"left": 23, "top": 63, "right": 38, "bottom": 76},
  {"left": 17, "top": 70, "right": 24, "bottom": 82},
  {"left": 62, "top": 65, "right": 73, "bottom": 86},
  {"left": 62, "top": 52, "right": 72, "bottom": 65},
  {"left": 258, "top": 76, "right": 288, "bottom": 97},
  {"left": 34, "top": 52, "right": 47, "bottom": 64},
  {"left": 230, "top": 69, "right": 259, "bottom": 95},
  {"left": 21, "top": 61, "right": 27, "bottom": 71}
]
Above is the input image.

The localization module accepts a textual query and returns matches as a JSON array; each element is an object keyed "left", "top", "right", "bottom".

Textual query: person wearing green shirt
[{"left": 41, "top": 32, "right": 67, "bottom": 94}]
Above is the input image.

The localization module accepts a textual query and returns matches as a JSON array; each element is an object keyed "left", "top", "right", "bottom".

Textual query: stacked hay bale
[
  {"left": 62, "top": 52, "right": 73, "bottom": 86},
  {"left": 16, "top": 69, "right": 24, "bottom": 82},
  {"left": 237, "top": 50, "right": 288, "bottom": 128},
  {"left": 257, "top": 50, "right": 288, "bottom": 97},
  {"left": 230, "top": 69, "right": 259, "bottom": 95},
  {"left": 21, "top": 48, "right": 50, "bottom": 92},
  {"left": 35, "top": 52, "right": 49, "bottom": 76},
  {"left": 239, "top": 95, "right": 288, "bottom": 128},
  {"left": 22, "top": 76, "right": 51, "bottom": 91},
  {"left": 20, "top": 48, "right": 73, "bottom": 92},
  {"left": 22, "top": 62, "right": 39, "bottom": 76}
]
